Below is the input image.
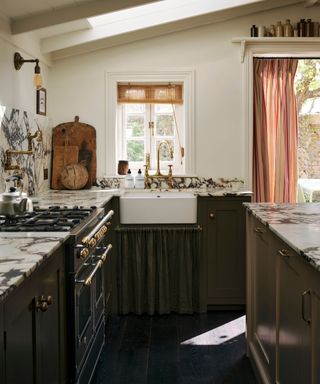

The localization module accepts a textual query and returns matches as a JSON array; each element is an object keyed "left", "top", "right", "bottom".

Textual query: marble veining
[
  {"left": 245, "top": 203, "right": 320, "bottom": 272},
  {"left": 0, "top": 105, "right": 52, "bottom": 195},
  {"left": 0, "top": 234, "right": 66, "bottom": 301}
]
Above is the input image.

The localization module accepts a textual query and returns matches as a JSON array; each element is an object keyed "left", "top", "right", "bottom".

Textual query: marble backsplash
[
  {"left": 0, "top": 106, "right": 52, "bottom": 196},
  {"left": 96, "top": 175, "right": 245, "bottom": 190}
]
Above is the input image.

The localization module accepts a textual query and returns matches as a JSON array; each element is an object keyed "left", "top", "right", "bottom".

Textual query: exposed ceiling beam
[
  {"left": 47, "top": 0, "right": 304, "bottom": 59},
  {"left": 11, "top": 0, "right": 160, "bottom": 35}
]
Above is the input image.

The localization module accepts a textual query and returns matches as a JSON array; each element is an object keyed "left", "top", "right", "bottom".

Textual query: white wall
[
  {"left": 18, "top": 3, "right": 319, "bottom": 182},
  {"left": 0, "top": 14, "right": 50, "bottom": 113}
]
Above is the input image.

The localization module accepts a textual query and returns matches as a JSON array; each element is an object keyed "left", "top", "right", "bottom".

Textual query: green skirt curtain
[{"left": 116, "top": 226, "right": 202, "bottom": 315}]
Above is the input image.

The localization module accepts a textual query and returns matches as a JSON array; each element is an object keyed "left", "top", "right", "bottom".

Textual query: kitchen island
[{"left": 245, "top": 202, "right": 320, "bottom": 384}]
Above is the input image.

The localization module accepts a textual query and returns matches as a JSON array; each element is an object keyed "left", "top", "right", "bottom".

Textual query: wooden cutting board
[
  {"left": 51, "top": 116, "right": 96, "bottom": 189},
  {"left": 51, "top": 146, "right": 79, "bottom": 190}
]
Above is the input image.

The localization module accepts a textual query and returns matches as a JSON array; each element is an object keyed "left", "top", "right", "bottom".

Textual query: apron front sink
[{"left": 120, "top": 191, "right": 197, "bottom": 224}]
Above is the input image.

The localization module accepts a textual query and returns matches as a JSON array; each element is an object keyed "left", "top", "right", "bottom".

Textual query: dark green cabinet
[
  {"left": 198, "top": 196, "right": 250, "bottom": 307},
  {"left": 3, "top": 248, "right": 66, "bottom": 384}
]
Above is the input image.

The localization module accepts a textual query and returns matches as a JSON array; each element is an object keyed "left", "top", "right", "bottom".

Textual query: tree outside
[{"left": 295, "top": 60, "right": 320, "bottom": 179}]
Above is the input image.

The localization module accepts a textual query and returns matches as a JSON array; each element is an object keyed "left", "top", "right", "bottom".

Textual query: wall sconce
[{"left": 14, "top": 52, "right": 42, "bottom": 90}]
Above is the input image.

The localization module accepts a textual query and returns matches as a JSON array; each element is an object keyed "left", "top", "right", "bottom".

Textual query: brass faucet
[
  {"left": 4, "top": 127, "right": 42, "bottom": 171},
  {"left": 155, "top": 140, "right": 173, "bottom": 177}
]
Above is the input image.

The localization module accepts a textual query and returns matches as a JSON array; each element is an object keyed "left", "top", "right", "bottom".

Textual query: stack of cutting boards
[{"left": 51, "top": 116, "right": 96, "bottom": 190}]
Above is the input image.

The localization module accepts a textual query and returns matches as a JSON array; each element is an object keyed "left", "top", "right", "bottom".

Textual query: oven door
[
  {"left": 74, "top": 244, "right": 112, "bottom": 374},
  {"left": 74, "top": 263, "right": 95, "bottom": 373}
]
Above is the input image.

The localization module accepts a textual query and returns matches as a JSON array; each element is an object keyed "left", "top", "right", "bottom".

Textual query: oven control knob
[{"left": 80, "top": 247, "right": 89, "bottom": 259}]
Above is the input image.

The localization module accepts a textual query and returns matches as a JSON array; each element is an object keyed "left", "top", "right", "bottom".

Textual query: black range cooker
[{"left": 1, "top": 205, "right": 114, "bottom": 384}]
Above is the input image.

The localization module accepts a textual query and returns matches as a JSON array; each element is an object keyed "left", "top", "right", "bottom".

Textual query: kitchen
[{"left": 1, "top": 0, "right": 320, "bottom": 383}]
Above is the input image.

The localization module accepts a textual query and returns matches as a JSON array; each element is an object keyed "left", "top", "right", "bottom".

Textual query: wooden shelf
[{"left": 232, "top": 37, "right": 320, "bottom": 62}]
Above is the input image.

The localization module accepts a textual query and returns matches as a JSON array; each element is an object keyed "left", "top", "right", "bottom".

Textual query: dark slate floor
[{"left": 91, "top": 311, "right": 258, "bottom": 384}]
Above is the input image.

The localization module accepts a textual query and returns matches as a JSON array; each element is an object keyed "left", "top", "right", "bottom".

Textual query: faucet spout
[{"left": 155, "top": 140, "right": 173, "bottom": 177}]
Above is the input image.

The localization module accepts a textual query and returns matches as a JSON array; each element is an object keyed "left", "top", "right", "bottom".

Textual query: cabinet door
[
  {"left": 206, "top": 200, "right": 245, "bottom": 305},
  {"left": 36, "top": 252, "right": 65, "bottom": 384},
  {"left": 4, "top": 250, "right": 65, "bottom": 384},
  {"left": 251, "top": 221, "right": 276, "bottom": 383},
  {"left": 277, "top": 246, "right": 312, "bottom": 384}
]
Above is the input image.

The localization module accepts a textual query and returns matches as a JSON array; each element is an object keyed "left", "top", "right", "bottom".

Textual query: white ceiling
[{"left": 0, "top": 0, "right": 312, "bottom": 59}]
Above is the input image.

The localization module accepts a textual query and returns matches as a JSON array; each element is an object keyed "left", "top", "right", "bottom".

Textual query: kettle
[{"left": 0, "top": 175, "right": 33, "bottom": 216}]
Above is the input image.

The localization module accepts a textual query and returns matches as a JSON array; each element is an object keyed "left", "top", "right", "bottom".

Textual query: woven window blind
[{"left": 117, "top": 84, "right": 183, "bottom": 104}]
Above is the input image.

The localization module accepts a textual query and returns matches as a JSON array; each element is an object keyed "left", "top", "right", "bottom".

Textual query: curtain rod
[{"left": 254, "top": 57, "right": 320, "bottom": 60}]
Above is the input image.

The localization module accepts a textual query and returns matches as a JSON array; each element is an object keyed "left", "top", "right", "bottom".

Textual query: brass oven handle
[
  {"left": 99, "top": 244, "right": 112, "bottom": 262},
  {"left": 75, "top": 246, "right": 111, "bottom": 286},
  {"left": 81, "top": 210, "right": 114, "bottom": 248},
  {"left": 75, "top": 259, "right": 103, "bottom": 286},
  {"left": 302, "top": 289, "right": 311, "bottom": 325}
]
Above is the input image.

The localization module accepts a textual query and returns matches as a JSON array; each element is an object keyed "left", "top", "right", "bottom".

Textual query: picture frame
[{"left": 36, "top": 88, "right": 47, "bottom": 116}]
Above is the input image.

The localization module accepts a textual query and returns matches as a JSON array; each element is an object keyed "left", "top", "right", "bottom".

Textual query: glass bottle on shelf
[
  {"left": 250, "top": 25, "right": 258, "bottom": 37},
  {"left": 284, "top": 19, "right": 293, "bottom": 37},
  {"left": 276, "top": 21, "right": 284, "bottom": 37},
  {"left": 269, "top": 24, "right": 276, "bottom": 37},
  {"left": 306, "top": 19, "right": 313, "bottom": 37},
  {"left": 298, "top": 19, "right": 306, "bottom": 37}
]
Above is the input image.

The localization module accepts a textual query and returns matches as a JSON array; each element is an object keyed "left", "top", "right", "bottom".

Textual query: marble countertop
[
  {"left": 0, "top": 188, "right": 117, "bottom": 302},
  {"left": 0, "top": 187, "right": 252, "bottom": 302},
  {"left": 245, "top": 203, "right": 320, "bottom": 272}
]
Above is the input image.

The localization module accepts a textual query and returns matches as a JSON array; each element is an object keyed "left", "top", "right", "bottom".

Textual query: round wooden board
[{"left": 60, "top": 163, "right": 89, "bottom": 190}]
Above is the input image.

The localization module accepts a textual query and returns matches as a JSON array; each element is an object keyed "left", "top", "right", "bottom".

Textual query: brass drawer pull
[
  {"left": 278, "top": 249, "right": 292, "bottom": 258},
  {"left": 36, "top": 295, "right": 53, "bottom": 312},
  {"left": 254, "top": 227, "right": 265, "bottom": 234},
  {"left": 209, "top": 213, "right": 215, "bottom": 219}
]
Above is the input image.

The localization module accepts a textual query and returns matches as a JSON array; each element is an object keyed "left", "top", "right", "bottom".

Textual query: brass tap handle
[{"left": 144, "top": 164, "right": 149, "bottom": 177}]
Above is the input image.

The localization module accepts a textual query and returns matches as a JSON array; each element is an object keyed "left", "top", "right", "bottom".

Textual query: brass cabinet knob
[
  {"left": 209, "top": 213, "right": 215, "bottom": 219},
  {"left": 36, "top": 295, "right": 53, "bottom": 312},
  {"left": 278, "top": 249, "right": 292, "bottom": 258}
]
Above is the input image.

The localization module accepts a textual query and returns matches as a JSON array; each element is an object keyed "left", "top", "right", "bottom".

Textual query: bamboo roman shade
[{"left": 117, "top": 83, "right": 183, "bottom": 104}]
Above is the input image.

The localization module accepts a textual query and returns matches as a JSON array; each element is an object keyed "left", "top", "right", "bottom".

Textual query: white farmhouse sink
[{"left": 120, "top": 191, "right": 197, "bottom": 224}]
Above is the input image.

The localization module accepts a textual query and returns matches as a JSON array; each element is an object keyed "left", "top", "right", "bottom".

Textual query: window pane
[
  {"left": 126, "top": 115, "right": 144, "bottom": 137},
  {"left": 156, "top": 140, "right": 174, "bottom": 161},
  {"left": 155, "top": 104, "right": 173, "bottom": 113},
  {"left": 127, "top": 140, "right": 144, "bottom": 161},
  {"left": 156, "top": 114, "right": 174, "bottom": 136},
  {"left": 125, "top": 104, "right": 145, "bottom": 113}
]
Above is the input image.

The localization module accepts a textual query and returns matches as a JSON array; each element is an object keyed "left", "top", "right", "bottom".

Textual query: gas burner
[{"left": 0, "top": 206, "right": 97, "bottom": 232}]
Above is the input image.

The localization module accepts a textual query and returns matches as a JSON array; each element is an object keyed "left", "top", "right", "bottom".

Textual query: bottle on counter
[
  {"left": 284, "top": 19, "right": 293, "bottom": 37},
  {"left": 275, "top": 21, "right": 284, "bottom": 37},
  {"left": 250, "top": 25, "right": 258, "bottom": 37},
  {"left": 135, "top": 169, "right": 145, "bottom": 189},
  {"left": 124, "top": 169, "right": 134, "bottom": 189}
]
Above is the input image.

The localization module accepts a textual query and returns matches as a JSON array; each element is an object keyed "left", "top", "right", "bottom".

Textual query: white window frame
[
  {"left": 240, "top": 40, "right": 320, "bottom": 189},
  {"left": 118, "top": 103, "right": 184, "bottom": 173},
  {"left": 105, "top": 69, "right": 195, "bottom": 176}
]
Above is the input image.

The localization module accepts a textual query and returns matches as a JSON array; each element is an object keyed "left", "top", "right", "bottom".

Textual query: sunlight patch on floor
[{"left": 181, "top": 315, "right": 246, "bottom": 346}]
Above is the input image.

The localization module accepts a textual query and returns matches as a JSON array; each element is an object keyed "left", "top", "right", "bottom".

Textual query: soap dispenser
[
  {"left": 135, "top": 169, "right": 144, "bottom": 189},
  {"left": 124, "top": 169, "right": 134, "bottom": 189}
]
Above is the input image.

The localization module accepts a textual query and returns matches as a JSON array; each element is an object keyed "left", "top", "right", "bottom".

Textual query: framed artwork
[{"left": 36, "top": 88, "right": 47, "bottom": 116}]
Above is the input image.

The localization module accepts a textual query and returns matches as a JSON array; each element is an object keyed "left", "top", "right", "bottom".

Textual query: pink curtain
[{"left": 253, "top": 58, "right": 298, "bottom": 203}]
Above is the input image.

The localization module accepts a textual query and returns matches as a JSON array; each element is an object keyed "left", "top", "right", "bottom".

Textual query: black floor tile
[{"left": 91, "top": 312, "right": 258, "bottom": 384}]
